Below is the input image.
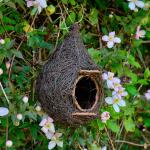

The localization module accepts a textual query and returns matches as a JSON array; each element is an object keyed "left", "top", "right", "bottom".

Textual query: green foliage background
[{"left": 0, "top": 0, "right": 150, "bottom": 149}]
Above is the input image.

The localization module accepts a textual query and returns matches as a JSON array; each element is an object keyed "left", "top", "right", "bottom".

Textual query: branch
[{"left": 115, "top": 140, "right": 150, "bottom": 148}]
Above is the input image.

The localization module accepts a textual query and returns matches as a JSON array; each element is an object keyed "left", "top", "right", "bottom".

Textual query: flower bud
[
  {"left": 0, "top": 39, "right": 5, "bottom": 44},
  {"left": 6, "top": 140, "right": 13, "bottom": 147},
  {"left": 17, "top": 113, "right": 23, "bottom": 120},
  {"left": 35, "top": 106, "right": 41, "bottom": 112},
  {"left": 22, "top": 96, "right": 28, "bottom": 103},
  {"left": 6, "top": 62, "right": 11, "bottom": 69},
  {"left": 14, "top": 121, "right": 20, "bottom": 126},
  {"left": 0, "top": 68, "right": 3, "bottom": 75},
  {"left": 109, "top": 14, "right": 113, "bottom": 18}
]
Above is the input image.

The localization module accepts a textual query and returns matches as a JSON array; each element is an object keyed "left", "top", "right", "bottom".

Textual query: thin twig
[
  {"left": 5, "top": 117, "right": 8, "bottom": 150},
  {"left": 141, "top": 133, "right": 150, "bottom": 144},
  {"left": 58, "top": 2, "right": 69, "bottom": 31},
  {"left": 142, "top": 40, "right": 150, "bottom": 44},
  {"left": 76, "top": 5, "right": 84, "bottom": 24},
  {"left": 0, "top": 18, "right": 9, "bottom": 37},
  {"left": 62, "top": 3, "right": 73, "bottom": 23},
  {"left": 78, "top": 144, "right": 83, "bottom": 150},
  {"left": 104, "top": 126, "right": 116, "bottom": 150},
  {"left": 54, "top": 27, "right": 60, "bottom": 51},
  {"left": 115, "top": 121, "right": 124, "bottom": 149},
  {"left": 115, "top": 140, "right": 150, "bottom": 148},
  {"left": 97, "top": 24, "right": 102, "bottom": 49},
  {"left": 0, "top": 82, "right": 10, "bottom": 104}
]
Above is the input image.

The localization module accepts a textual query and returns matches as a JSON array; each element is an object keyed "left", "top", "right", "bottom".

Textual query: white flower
[
  {"left": 22, "top": 96, "right": 28, "bottom": 103},
  {"left": 0, "top": 68, "right": 3, "bottom": 75},
  {"left": 135, "top": 26, "right": 146, "bottom": 40},
  {"left": 6, "top": 140, "right": 13, "bottom": 147},
  {"left": 112, "top": 86, "right": 128, "bottom": 97},
  {"left": 102, "top": 72, "right": 114, "bottom": 81},
  {"left": 112, "top": 77, "right": 121, "bottom": 91},
  {"left": 6, "top": 62, "right": 11, "bottom": 70},
  {"left": 0, "top": 38, "right": 5, "bottom": 44},
  {"left": 17, "top": 113, "right": 23, "bottom": 120},
  {"left": 101, "top": 111, "right": 110, "bottom": 123},
  {"left": 105, "top": 95, "right": 126, "bottom": 112},
  {"left": 45, "top": 131, "right": 54, "bottom": 139},
  {"left": 26, "top": 0, "right": 47, "bottom": 14},
  {"left": 102, "top": 31, "right": 121, "bottom": 48},
  {"left": 109, "top": 14, "right": 113, "bottom": 18},
  {"left": 101, "top": 146, "right": 107, "bottom": 150},
  {"left": 39, "top": 116, "right": 55, "bottom": 134},
  {"left": 0, "top": 107, "right": 9, "bottom": 116},
  {"left": 145, "top": 90, "right": 150, "bottom": 101},
  {"left": 35, "top": 105, "right": 41, "bottom": 111},
  {"left": 102, "top": 72, "right": 115, "bottom": 89},
  {"left": 48, "top": 133, "right": 63, "bottom": 150},
  {"left": 127, "top": 0, "right": 145, "bottom": 11}
]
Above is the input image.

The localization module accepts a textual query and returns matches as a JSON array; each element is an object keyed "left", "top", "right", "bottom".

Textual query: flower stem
[
  {"left": 0, "top": 82, "right": 10, "bottom": 104},
  {"left": 104, "top": 126, "right": 116, "bottom": 150}
]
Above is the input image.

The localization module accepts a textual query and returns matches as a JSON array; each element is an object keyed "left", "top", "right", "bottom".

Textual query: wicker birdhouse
[{"left": 35, "top": 24, "right": 103, "bottom": 126}]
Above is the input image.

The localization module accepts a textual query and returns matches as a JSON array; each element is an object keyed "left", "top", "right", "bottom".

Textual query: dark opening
[{"left": 75, "top": 76, "right": 97, "bottom": 109}]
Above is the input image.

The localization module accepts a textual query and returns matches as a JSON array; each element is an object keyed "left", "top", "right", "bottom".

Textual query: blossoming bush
[{"left": 0, "top": 0, "right": 150, "bottom": 149}]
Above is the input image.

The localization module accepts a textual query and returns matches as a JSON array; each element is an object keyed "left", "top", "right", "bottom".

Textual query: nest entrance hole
[{"left": 74, "top": 75, "right": 99, "bottom": 111}]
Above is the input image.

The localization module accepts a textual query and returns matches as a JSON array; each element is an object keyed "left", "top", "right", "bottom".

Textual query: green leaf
[
  {"left": 0, "top": 53, "right": 5, "bottom": 65},
  {"left": 124, "top": 117, "right": 135, "bottom": 132},
  {"left": 107, "top": 120, "right": 120, "bottom": 133},
  {"left": 95, "top": 0, "right": 107, "bottom": 9},
  {"left": 124, "top": 107, "right": 134, "bottom": 116},
  {"left": 89, "top": 8, "right": 99, "bottom": 25},
  {"left": 137, "top": 79, "right": 148, "bottom": 85},
  {"left": 126, "top": 85, "right": 138, "bottom": 96},
  {"left": 30, "top": 124, "right": 38, "bottom": 138},
  {"left": 11, "top": 50, "right": 24, "bottom": 59},
  {"left": 66, "top": 11, "right": 76, "bottom": 25},
  {"left": 88, "top": 48, "right": 101, "bottom": 63},
  {"left": 5, "top": 1, "right": 16, "bottom": 9},
  {"left": 31, "top": 8, "right": 38, "bottom": 16},
  {"left": 101, "top": 27, "right": 107, "bottom": 34},
  {"left": 96, "top": 119, "right": 105, "bottom": 130},
  {"left": 46, "top": 5, "right": 56, "bottom": 15},
  {"left": 69, "top": 0, "right": 75, "bottom": 5},
  {"left": 88, "top": 143, "right": 100, "bottom": 150},
  {"left": 25, "top": 111, "right": 37, "bottom": 121},
  {"left": 137, "top": 49, "right": 145, "bottom": 68},
  {"left": 69, "top": 130, "right": 79, "bottom": 145},
  {"left": 2, "top": 16, "right": 16, "bottom": 25},
  {"left": 78, "top": 137, "right": 85, "bottom": 146},
  {"left": 125, "top": 70, "right": 138, "bottom": 84},
  {"left": 61, "top": 0, "right": 68, "bottom": 4},
  {"left": 128, "top": 55, "right": 141, "bottom": 68},
  {"left": 132, "top": 39, "right": 142, "bottom": 47},
  {"left": 144, "top": 118, "right": 150, "bottom": 127},
  {"left": 144, "top": 68, "right": 150, "bottom": 79}
]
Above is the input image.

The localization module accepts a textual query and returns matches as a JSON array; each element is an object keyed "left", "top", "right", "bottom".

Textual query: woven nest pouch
[{"left": 35, "top": 24, "right": 103, "bottom": 126}]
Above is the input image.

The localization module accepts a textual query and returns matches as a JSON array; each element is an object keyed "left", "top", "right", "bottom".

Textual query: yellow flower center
[
  {"left": 114, "top": 83, "right": 120, "bottom": 87},
  {"left": 114, "top": 98, "right": 119, "bottom": 104},
  {"left": 132, "top": 0, "right": 137, "bottom": 2},
  {"left": 118, "top": 90, "right": 123, "bottom": 94},
  {"left": 45, "top": 123, "right": 51, "bottom": 128},
  {"left": 108, "top": 76, "right": 113, "bottom": 80},
  {"left": 109, "top": 35, "right": 114, "bottom": 41}
]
